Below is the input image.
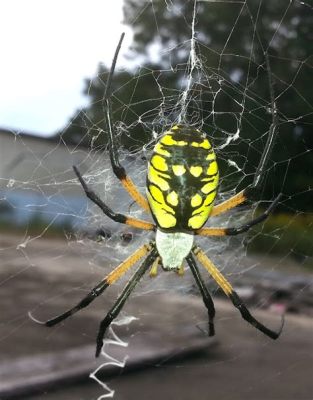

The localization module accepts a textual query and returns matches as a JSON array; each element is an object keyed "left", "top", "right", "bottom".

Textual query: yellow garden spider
[{"left": 31, "top": 33, "right": 284, "bottom": 357}]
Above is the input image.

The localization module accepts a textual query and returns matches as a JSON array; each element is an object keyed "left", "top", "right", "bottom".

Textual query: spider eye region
[
  {"left": 155, "top": 229, "right": 194, "bottom": 270},
  {"left": 146, "top": 125, "right": 219, "bottom": 231}
]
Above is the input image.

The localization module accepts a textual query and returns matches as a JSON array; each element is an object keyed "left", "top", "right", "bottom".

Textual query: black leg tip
[
  {"left": 95, "top": 340, "right": 103, "bottom": 358},
  {"left": 208, "top": 323, "right": 215, "bottom": 337},
  {"left": 271, "top": 313, "right": 285, "bottom": 340},
  {"left": 45, "top": 319, "right": 59, "bottom": 327},
  {"left": 28, "top": 311, "right": 46, "bottom": 325},
  {"left": 196, "top": 322, "right": 215, "bottom": 337}
]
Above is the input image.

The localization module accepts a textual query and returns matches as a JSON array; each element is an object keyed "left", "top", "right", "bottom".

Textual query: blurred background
[{"left": 0, "top": 0, "right": 312, "bottom": 399}]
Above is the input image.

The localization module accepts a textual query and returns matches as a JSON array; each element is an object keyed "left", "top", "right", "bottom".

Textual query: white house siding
[
  {"left": 0, "top": 129, "right": 92, "bottom": 227},
  {"left": 0, "top": 129, "right": 89, "bottom": 193},
  {"left": 0, "top": 129, "right": 147, "bottom": 234}
]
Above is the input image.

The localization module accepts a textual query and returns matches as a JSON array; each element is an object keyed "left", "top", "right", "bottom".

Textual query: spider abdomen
[{"left": 146, "top": 125, "right": 219, "bottom": 231}]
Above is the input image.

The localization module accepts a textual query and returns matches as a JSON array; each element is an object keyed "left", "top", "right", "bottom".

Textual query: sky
[{"left": 0, "top": 0, "right": 133, "bottom": 137}]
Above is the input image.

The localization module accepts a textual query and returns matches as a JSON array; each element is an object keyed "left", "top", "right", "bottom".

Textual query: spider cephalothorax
[{"left": 31, "top": 33, "right": 284, "bottom": 357}]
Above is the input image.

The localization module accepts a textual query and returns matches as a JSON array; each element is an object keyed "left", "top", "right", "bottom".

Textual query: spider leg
[
  {"left": 29, "top": 243, "right": 153, "bottom": 327},
  {"left": 252, "top": 53, "right": 279, "bottom": 189},
  {"left": 73, "top": 165, "right": 155, "bottom": 231},
  {"left": 210, "top": 188, "right": 251, "bottom": 217},
  {"left": 186, "top": 254, "right": 215, "bottom": 336},
  {"left": 103, "top": 33, "right": 150, "bottom": 212},
  {"left": 192, "top": 246, "right": 284, "bottom": 340},
  {"left": 95, "top": 247, "right": 158, "bottom": 357},
  {"left": 211, "top": 54, "right": 279, "bottom": 219},
  {"left": 196, "top": 193, "right": 282, "bottom": 237}
]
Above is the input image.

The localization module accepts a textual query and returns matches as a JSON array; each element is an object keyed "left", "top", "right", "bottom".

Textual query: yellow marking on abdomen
[
  {"left": 206, "top": 152, "right": 216, "bottom": 161},
  {"left": 188, "top": 190, "right": 217, "bottom": 229},
  {"left": 161, "top": 135, "right": 188, "bottom": 146},
  {"left": 191, "top": 139, "right": 211, "bottom": 149},
  {"left": 172, "top": 165, "right": 186, "bottom": 176},
  {"left": 155, "top": 142, "right": 170, "bottom": 157},
  {"left": 191, "top": 193, "right": 203, "bottom": 207},
  {"left": 147, "top": 185, "right": 176, "bottom": 228},
  {"left": 201, "top": 162, "right": 219, "bottom": 194},
  {"left": 167, "top": 191, "right": 178, "bottom": 206},
  {"left": 148, "top": 165, "right": 170, "bottom": 191},
  {"left": 207, "top": 161, "right": 218, "bottom": 176},
  {"left": 157, "top": 212, "right": 176, "bottom": 228},
  {"left": 188, "top": 215, "right": 206, "bottom": 229},
  {"left": 201, "top": 179, "right": 218, "bottom": 194},
  {"left": 192, "top": 191, "right": 216, "bottom": 215},
  {"left": 151, "top": 154, "right": 168, "bottom": 171},
  {"left": 149, "top": 185, "right": 173, "bottom": 213},
  {"left": 190, "top": 166, "right": 203, "bottom": 177}
]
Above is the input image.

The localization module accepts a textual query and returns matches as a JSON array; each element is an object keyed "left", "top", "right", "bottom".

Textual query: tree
[{"left": 60, "top": 0, "right": 313, "bottom": 211}]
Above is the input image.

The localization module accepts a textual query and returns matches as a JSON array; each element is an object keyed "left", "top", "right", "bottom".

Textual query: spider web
[{"left": 0, "top": 0, "right": 312, "bottom": 399}]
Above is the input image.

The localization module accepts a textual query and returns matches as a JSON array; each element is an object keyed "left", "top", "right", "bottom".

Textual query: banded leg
[
  {"left": 103, "top": 33, "right": 150, "bottom": 212},
  {"left": 96, "top": 247, "right": 158, "bottom": 357},
  {"left": 186, "top": 255, "right": 215, "bottom": 336},
  {"left": 29, "top": 243, "right": 153, "bottom": 327},
  {"left": 197, "top": 193, "right": 282, "bottom": 237},
  {"left": 210, "top": 188, "right": 252, "bottom": 217},
  {"left": 73, "top": 166, "right": 155, "bottom": 231},
  {"left": 193, "top": 246, "right": 284, "bottom": 339}
]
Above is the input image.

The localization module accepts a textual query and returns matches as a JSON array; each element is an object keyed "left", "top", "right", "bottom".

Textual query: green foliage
[{"left": 248, "top": 212, "right": 313, "bottom": 267}]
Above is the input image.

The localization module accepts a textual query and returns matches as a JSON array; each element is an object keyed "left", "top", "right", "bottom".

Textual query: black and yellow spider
[{"left": 32, "top": 34, "right": 283, "bottom": 357}]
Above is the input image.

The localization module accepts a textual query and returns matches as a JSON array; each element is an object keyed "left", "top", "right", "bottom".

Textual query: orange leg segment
[
  {"left": 120, "top": 175, "right": 150, "bottom": 212},
  {"left": 192, "top": 245, "right": 283, "bottom": 340},
  {"left": 210, "top": 189, "right": 247, "bottom": 217}
]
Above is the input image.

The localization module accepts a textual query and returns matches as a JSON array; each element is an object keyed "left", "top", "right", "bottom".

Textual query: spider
[{"left": 31, "top": 33, "right": 284, "bottom": 357}]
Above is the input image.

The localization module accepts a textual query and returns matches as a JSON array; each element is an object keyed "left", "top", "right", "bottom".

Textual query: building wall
[
  {"left": 0, "top": 129, "right": 89, "bottom": 195},
  {"left": 0, "top": 129, "right": 92, "bottom": 227},
  {"left": 0, "top": 129, "right": 144, "bottom": 232}
]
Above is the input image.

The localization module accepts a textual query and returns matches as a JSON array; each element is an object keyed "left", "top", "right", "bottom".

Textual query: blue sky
[{"left": 0, "top": 0, "right": 132, "bottom": 137}]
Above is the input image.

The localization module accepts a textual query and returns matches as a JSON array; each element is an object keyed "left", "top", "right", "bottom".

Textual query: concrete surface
[
  {"left": 0, "top": 234, "right": 312, "bottom": 400},
  {"left": 23, "top": 307, "right": 313, "bottom": 400}
]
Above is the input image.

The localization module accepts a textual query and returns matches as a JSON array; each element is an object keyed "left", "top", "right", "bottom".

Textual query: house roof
[{"left": 0, "top": 127, "right": 88, "bottom": 148}]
